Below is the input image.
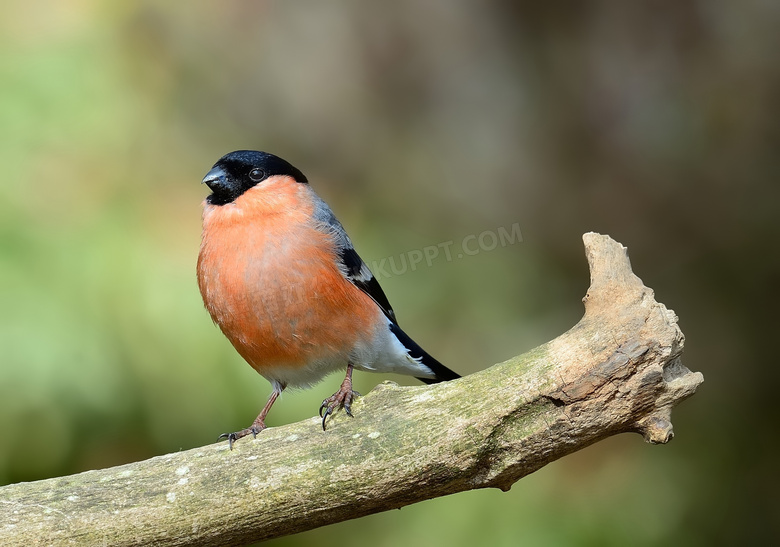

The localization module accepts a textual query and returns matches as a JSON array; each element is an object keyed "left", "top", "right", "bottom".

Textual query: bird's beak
[{"left": 202, "top": 166, "right": 228, "bottom": 192}]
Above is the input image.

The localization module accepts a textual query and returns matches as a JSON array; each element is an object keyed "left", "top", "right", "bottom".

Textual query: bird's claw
[
  {"left": 217, "top": 431, "right": 238, "bottom": 450},
  {"left": 217, "top": 425, "right": 264, "bottom": 449},
  {"left": 319, "top": 389, "right": 360, "bottom": 430}
]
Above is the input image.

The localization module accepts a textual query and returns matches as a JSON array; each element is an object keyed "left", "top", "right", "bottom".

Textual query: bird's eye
[{"left": 248, "top": 168, "right": 266, "bottom": 182}]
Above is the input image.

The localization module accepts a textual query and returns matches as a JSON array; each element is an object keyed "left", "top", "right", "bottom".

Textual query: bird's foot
[
  {"left": 218, "top": 420, "right": 267, "bottom": 449},
  {"left": 319, "top": 383, "right": 361, "bottom": 430}
]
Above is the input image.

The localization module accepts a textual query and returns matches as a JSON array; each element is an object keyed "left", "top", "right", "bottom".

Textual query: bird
[{"left": 197, "top": 150, "right": 460, "bottom": 447}]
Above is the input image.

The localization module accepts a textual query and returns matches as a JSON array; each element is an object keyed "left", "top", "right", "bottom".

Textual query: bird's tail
[{"left": 389, "top": 323, "right": 461, "bottom": 384}]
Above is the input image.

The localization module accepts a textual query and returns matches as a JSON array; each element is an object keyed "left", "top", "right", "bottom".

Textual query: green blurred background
[{"left": 1, "top": 1, "right": 777, "bottom": 545}]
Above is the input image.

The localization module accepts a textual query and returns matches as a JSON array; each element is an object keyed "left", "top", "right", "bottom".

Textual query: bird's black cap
[{"left": 202, "top": 150, "right": 308, "bottom": 206}]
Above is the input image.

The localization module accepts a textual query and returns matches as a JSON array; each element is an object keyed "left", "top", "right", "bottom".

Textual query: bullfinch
[{"left": 197, "top": 150, "right": 460, "bottom": 447}]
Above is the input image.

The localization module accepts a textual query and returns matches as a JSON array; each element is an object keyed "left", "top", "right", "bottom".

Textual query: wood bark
[{"left": 0, "top": 233, "right": 703, "bottom": 546}]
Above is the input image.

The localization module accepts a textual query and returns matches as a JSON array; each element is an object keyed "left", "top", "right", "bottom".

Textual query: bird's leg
[
  {"left": 319, "top": 363, "right": 360, "bottom": 430},
  {"left": 219, "top": 386, "right": 283, "bottom": 449}
]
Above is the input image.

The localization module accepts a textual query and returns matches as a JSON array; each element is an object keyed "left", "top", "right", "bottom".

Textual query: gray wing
[{"left": 311, "top": 193, "right": 398, "bottom": 325}]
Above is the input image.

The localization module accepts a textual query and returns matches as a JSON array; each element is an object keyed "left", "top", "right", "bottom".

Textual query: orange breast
[{"left": 197, "top": 180, "right": 379, "bottom": 382}]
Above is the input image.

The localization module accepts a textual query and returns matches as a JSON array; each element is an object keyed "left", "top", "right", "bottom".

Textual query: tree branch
[{"left": 0, "top": 233, "right": 703, "bottom": 546}]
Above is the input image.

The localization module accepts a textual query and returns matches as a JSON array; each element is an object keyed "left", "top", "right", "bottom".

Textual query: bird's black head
[{"left": 202, "top": 150, "right": 308, "bottom": 205}]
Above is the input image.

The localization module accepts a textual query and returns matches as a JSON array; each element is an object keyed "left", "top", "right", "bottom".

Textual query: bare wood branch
[{"left": 0, "top": 233, "right": 703, "bottom": 546}]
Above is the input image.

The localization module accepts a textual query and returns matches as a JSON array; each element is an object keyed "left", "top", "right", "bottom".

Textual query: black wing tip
[
  {"left": 389, "top": 323, "right": 460, "bottom": 383},
  {"left": 416, "top": 365, "right": 461, "bottom": 384},
  {"left": 416, "top": 370, "right": 460, "bottom": 384}
]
